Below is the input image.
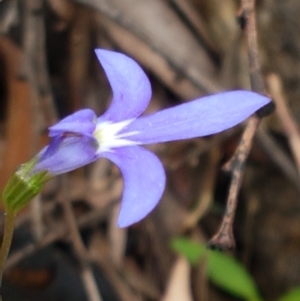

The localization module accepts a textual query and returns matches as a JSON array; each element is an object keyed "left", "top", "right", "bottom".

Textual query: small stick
[
  {"left": 60, "top": 176, "right": 103, "bottom": 301},
  {"left": 22, "top": 0, "right": 47, "bottom": 242},
  {"left": 181, "top": 148, "right": 220, "bottom": 232},
  {"left": 241, "top": 0, "right": 265, "bottom": 94},
  {"left": 209, "top": 117, "right": 260, "bottom": 249},
  {"left": 267, "top": 74, "right": 300, "bottom": 175},
  {"left": 209, "top": 0, "right": 267, "bottom": 249},
  {"left": 257, "top": 127, "right": 300, "bottom": 190},
  {"left": 5, "top": 200, "right": 118, "bottom": 271}
]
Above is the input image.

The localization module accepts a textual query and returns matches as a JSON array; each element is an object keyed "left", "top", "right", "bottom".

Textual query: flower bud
[{"left": 2, "top": 159, "right": 49, "bottom": 213}]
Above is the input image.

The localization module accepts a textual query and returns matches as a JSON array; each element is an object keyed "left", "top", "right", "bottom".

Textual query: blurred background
[{"left": 1, "top": 0, "right": 300, "bottom": 300}]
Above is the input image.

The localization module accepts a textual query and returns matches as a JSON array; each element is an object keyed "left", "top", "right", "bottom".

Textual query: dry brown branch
[
  {"left": 90, "top": 232, "right": 164, "bottom": 301},
  {"left": 209, "top": 117, "right": 261, "bottom": 249},
  {"left": 74, "top": 0, "right": 220, "bottom": 97},
  {"left": 267, "top": 74, "right": 300, "bottom": 175},
  {"left": 169, "top": 0, "right": 218, "bottom": 54},
  {"left": 59, "top": 176, "right": 103, "bottom": 301},
  {"left": 22, "top": 0, "right": 57, "bottom": 241},
  {"left": 209, "top": 0, "right": 267, "bottom": 249},
  {"left": 241, "top": 0, "right": 265, "bottom": 94},
  {"left": 5, "top": 200, "right": 118, "bottom": 271},
  {"left": 108, "top": 204, "right": 127, "bottom": 268},
  {"left": 256, "top": 126, "right": 300, "bottom": 191},
  {"left": 181, "top": 147, "right": 220, "bottom": 231}
]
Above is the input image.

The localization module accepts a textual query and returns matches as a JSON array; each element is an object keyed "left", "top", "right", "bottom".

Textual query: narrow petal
[
  {"left": 120, "top": 91, "right": 271, "bottom": 144},
  {"left": 33, "top": 135, "right": 98, "bottom": 175},
  {"left": 49, "top": 109, "right": 97, "bottom": 137},
  {"left": 101, "top": 146, "right": 166, "bottom": 227},
  {"left": 95, "top": 49, "right": 152, "bottom": 122}
]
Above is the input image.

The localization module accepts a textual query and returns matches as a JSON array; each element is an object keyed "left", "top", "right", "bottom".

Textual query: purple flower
[{"left": 30, "top": 49, "right": 270, "bottom": 227}]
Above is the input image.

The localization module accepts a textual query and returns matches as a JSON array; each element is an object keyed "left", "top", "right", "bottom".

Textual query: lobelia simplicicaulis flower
[{"left": 2, "top": 49, "right": 271, "bottom": 227}]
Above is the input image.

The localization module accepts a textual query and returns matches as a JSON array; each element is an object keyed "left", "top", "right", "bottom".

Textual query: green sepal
[{"left": 2, "top": 159, "right": 49, "bottom": 213}]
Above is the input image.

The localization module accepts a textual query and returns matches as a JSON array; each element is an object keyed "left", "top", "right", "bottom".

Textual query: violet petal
[
  {"left": 33, "top": 135, "right": 98, "bottom": 175},
  {"left": 95, "top": 49, "right": 152, "bottom": 123},
  {"left": 101, "top": 146, "right": 166, "bottom": 227},
  {"left": 121, "top": 91, "right": 271, "bottom": 144},
  {"left": 49, "top": 109, "right": 97, "bottom": 137}
]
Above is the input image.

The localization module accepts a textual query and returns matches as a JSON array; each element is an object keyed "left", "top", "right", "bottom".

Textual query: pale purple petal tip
[
  {"left": 122, "top": 90, "right": 271, "bottom": 144},
  {"left": 49, "top": 109, "right": 97, "bottom": 137},
  {"left": 95, "top": 49, "right": 152, "bottom": 123},
  {"left": 101, "top": 146, "right": 166, "bottom": 227}
]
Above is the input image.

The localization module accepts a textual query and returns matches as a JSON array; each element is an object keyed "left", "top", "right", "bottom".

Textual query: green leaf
[
  {"left": 171, "top": 237, "right": 262, "bottom": 301},
  {"left": 171, "top": 237, "right": 206, "bottom": 264},
  {"left": 207, "top": 248, "right": 261, "bottom": 301},
  {"left": 278, "top": 287, "right": 300, "bottom": 301}
]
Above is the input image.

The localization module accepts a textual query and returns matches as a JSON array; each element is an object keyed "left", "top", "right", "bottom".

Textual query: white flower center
[{"left": 93, "top": 119, "right": 139, "bottom": 152}]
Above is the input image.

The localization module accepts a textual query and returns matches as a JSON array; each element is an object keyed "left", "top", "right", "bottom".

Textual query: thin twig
[
  {"left": 209, "top": 0, "right": 266, "bottom": 249},
  {"left": 5, "top": 200, "right": 118, "bottom": 271},
  {"left": 23, "top": 0, "right": 57, "bottom": 125},
  {"left": 22, "top": 0, "right": 44, "bottom": 154},
  {"left": 108, "top": 204, "right": 127, "bottom": 268},
  {"left": 241, "top": 0, "right": 265, "bottom": 94},
  {"left": 257, "top": 127, "right": 300, "bottom": 191},
  {"left": 22, "top": 0, "right": 46, "bottom": 241},
  {"left": 267, "top": 74, "right": 300, "bottom": 175},
  {"left": 60, "top": 176, "right": 103, "bottom": 301},
  {"left": 181, "top": 148, "right": 220, "bottom": 232},
  {"left": 209, "top": 117, "right": 260, "bottom": 249}
]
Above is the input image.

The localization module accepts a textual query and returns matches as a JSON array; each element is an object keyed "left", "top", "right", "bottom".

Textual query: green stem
[{"left": 0, "top": 210, "right": 16, "bottom": 285}]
